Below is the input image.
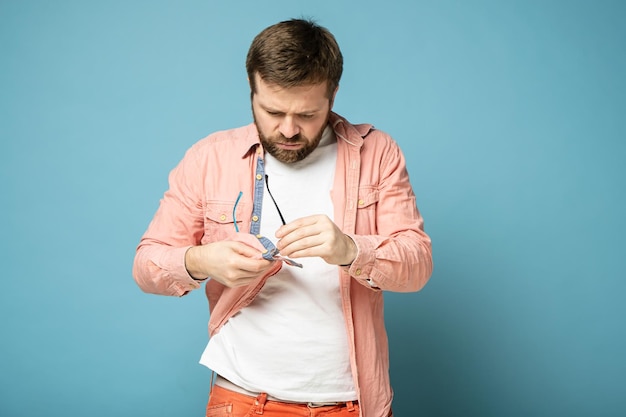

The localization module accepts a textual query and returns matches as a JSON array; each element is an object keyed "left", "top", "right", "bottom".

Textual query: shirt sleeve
[
  {"left": 344, "top": 137, "right": 433, "bottom": 293},
  {"left": 132, "top": 145, "right": 206, "bottom": 297}
]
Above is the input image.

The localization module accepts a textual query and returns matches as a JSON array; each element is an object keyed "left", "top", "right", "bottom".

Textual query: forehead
[{"left": 253, "top": 74, "right": 329, "bottom": 110}]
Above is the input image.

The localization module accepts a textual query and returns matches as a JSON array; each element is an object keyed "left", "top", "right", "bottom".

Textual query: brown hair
[{"left": 246, "top": 19, "right": 343, "bottom": 98}]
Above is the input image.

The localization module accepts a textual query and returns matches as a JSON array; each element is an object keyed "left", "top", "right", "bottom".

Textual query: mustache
[{"left": 277, "top": 133, "right": 302, "bottom": 143}]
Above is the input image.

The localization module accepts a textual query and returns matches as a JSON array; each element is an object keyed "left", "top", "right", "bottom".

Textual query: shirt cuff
[
  {"left": 344, "top": 234, "right": 380, "bottom": 289},
  {"left": 159, "top": 246, "right": 203, "bottom": 295}
]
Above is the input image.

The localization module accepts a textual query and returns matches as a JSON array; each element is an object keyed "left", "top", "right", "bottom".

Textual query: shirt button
[
  {"left": 355, "top": 269, "right": 362, "bottom": 276},
  {"left": 358, "top": 199, "right": 364, "bottom": 206},
  {"left": 220, "top": 214, "right": 226, "bottom": 221},
  {"left": 256, "top": 174, "right": 262, "bottom": 180},
  {"left": 252, "top": 215, "right": 259, "bottom": 222}
]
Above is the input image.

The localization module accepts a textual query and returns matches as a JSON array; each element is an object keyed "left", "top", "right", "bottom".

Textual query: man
[{"left": 133, "top": 18, "right": 433, "bottom": 417}]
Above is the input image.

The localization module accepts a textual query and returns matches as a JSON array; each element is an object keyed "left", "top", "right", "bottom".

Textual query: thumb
[{"left": 231, "top": 233, "right": 269, "bottom": 257}]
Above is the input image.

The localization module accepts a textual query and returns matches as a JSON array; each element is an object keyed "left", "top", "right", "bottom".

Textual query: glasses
[
  {"left": 264, "top": 175, "right": 286, "bottom": 225},
  {"left": 264, "top": 175, "right": 303, "bottom": 267},
  {"left": 232, "top": 177, "right": 303, "bottom": 268}
]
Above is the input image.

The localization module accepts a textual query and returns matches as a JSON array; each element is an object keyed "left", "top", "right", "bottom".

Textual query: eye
[
  {"left": 299, "top": 114, "right": 315, "bottom": 120},
  {"left": 266, "top": 110, "right": 282, "bottom": 117}
]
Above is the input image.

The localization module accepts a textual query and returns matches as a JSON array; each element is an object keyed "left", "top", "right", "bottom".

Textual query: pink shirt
[{"left": 133, "top": 112, "right": 433, "bottom": 417}]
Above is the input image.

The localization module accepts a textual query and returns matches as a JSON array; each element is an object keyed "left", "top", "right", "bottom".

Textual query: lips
[{"left": 276, "top": 142, "right": 303, "bottom": 150}]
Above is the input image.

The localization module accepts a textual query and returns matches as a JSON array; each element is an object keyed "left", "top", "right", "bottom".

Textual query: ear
[{"left": 329, "top": 85, "right": 339, "bottom": 109}]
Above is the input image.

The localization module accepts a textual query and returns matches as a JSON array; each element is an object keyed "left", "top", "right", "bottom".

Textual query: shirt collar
[
  {"left": 239, "top": 111, "right": 373, "bottom": 158},
  {"left": 330, "top": 112, "right": 373, "bottom": 147},
  {"left": 240, "top": 123, "right": 263, "bottom": 158}
]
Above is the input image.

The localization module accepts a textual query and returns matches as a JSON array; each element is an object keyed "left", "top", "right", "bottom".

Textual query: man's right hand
[{"left": 184, "top": 238, "right": 276, "bottom": 288}]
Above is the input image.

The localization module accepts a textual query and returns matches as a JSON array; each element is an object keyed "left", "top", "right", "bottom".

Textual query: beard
[{"left": 254, "top": 113, "right": 329, "bottom": 164}]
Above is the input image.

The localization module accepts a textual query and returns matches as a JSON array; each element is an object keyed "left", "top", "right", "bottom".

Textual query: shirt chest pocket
[
  {"left": 357, "top": 186, "right": 379, "bottom": 210},
  {"left": 355, "top": 186, "right": 379, "bottom": 234},
  {"left": 203, "top": 200, "right": 250, "bottom": 244}
]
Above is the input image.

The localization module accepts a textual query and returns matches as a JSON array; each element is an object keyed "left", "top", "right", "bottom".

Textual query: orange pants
[{"left": 206, "top": 384, "right": 361, "bottom": 416}]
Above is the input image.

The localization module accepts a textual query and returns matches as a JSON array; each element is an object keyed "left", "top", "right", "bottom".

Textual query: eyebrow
[{"left": 259, "top": 103, "right": 321, "bottom": 116}]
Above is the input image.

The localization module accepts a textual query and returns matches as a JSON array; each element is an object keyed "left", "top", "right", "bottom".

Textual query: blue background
[{"left": 1, "top": 1, "right": 624, "bottom": 416}]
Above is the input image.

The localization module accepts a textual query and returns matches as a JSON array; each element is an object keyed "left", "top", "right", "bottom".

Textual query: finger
[
  {"left": 279, "top": 234, "right": 327, "bottom": 258},
  {"left": 217, "top": 258, "right": 276, "bottom": 287},
  {"left": 277, "top": 216, "right": 339, "bottom": 252},
  {"left": 231, "top": 241, "right": 264, "bottom": 258},
  {"left": 213, "top": 242, "right": 272, "bottom": 271},
  {"left": 276, "top": 226, "right": 320, "bottom": 254},
  {"left": 231, "top": 255, "right": 275, "bottom": 273},
  {"left": 275, "top": 215, "right": 322, "bottom": 238}
]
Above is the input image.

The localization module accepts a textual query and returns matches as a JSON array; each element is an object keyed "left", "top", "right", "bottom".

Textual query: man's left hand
[{"left": 275, "top": 214, "right": 357, "bottom": 266}]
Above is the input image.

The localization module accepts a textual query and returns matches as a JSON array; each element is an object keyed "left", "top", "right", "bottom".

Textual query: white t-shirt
[{"left": 200, "top": 127, "right": 357, "bottom": 402}]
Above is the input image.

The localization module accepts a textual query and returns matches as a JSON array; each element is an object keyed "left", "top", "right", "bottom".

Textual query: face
[{"left": 251, "top": 73, "right": 336, "bottom": 163}]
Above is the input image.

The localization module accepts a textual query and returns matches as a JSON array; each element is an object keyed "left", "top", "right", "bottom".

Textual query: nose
[{"left": 278, "top": 116, "right": 300, "bottom": 139}]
